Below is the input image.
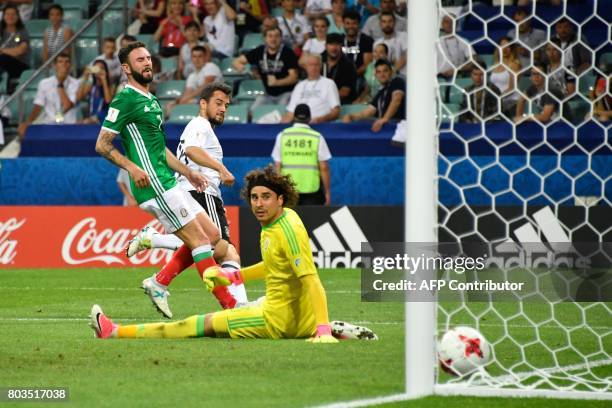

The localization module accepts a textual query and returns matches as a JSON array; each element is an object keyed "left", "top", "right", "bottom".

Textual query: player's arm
[
  {"left": 95, "top": 129, "right": 151, "bottom": 189},
  {"left": 165, "top": 148, "right": 208, "bottom": 192},
  {"left": 185, "top": 146, "right": 235, "bottom": 186}
]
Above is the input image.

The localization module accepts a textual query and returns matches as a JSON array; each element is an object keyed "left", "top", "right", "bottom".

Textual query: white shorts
[{"left": 139, "top": 185, "right": 203, "bottom": 233}]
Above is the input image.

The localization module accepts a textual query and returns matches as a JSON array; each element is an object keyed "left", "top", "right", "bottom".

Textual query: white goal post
[{"left": 404, "top": 0, "right": 611, "bottom": 401}]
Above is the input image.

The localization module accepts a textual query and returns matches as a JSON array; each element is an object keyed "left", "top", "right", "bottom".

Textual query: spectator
[
  {"left": 282, "top": 53, "right": 340, "bottom": 123},
  {"left": 514, "top": 64, "right": 565, "bottom": 124},
  {"left": 154, "top": 0, "right": 194, "bottom": 57},
  {"left": 92, "top": 37, "right": 122, "bottom": 87},
  {"left": 436, "top": 13, "right": 474, "bottom": 79},
  {"left": 176, "top": 45, "right": 223, "bottom": 105},
  {"left": 326, "top": 0, "right": 345, "bottom": 34},
  {"left": 551, "top": 17, "right": 591, "bottom": 75},
  {"left": 261, "top": 14, "right": 278, "bottom": 31},
  {"left": 17, "top": 53, "right": 79, "bottom": 139},
  {"left": 341, "top": 9, "right": 373, "bottom": 78},
  {"left": 232, "top": 0, "right": 270, "bottom": 41},
  {"left": 117, "top": 169, "right": 137, "bottom": 206},
  {"left": 362, "top": 0, "right": 406, "bottom": 40},
  {"left": 341, "top": 59, "right": 405, "bottom": 132},
  {"left": 489, "top": 36, "right": 521, "bottom": 117},
  {"left": 273, "top": 104, "right": 332, "bottom": 205},
  {"left": 544, "top": 40, "right": 576, "bottom": 97},
  {"left": 459, "top": 65, "right": 500, "bottom": 123},
  {"left": 233, "top": 26, "right": 299, "bottom": 110},
  {"left": 134, "top": 0, "right": 167, "bottom": 34},
  {"left": 76, "top": 59, "right": 114, "bottom": 124},
  {"left": 354, "top": 42, "right": 387, "bottom": 104},
  {"left": 0, "top": 4, "right": 30, "bottom": 90},
  {"left": 178, "top": 20, "right": 207, "bottom": 79},
  {"left": 42, "top": 4, "right": 74, "bottom": 62},
  {"left": 203, "top": 0, "right": 236, "bottom": 59},
  {"left": 0, "top": 0, "right": 33, "bottom": 23},
  {"left": 591, "top": 71, "right": 611, "bottom": 122},
  {"left": 304, "top": 0, "right": 332, "bottom": 21},
  {"left": 373, "top": 11, "right": 406, "bottom": 74},
  {"left": 301, "top": 16, "right": 328, "bottom": 61},
  {"left": 276, "top": 0, "right": 310, "bottom": 50},
  {"left": 321, "top": 33, "right": 357, "bottom": 104},
  {"left": 117, "top": 34, "right": 138, "bottom": 85},
  {"left": 346, "top": 0, "right": 379, "bottom": 26},
  {"left": 507, "top": 8, "right": 546, "bottom": 68}
]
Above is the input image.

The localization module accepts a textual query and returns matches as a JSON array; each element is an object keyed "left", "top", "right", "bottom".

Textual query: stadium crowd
[{"left": 0, "top": 0, "right": 610, "bottom": 145}]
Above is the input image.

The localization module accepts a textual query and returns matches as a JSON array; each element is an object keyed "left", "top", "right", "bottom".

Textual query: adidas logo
[
  {"left": 309, "top": 207, "right": 368, "bottom": 269},
  {"left": 487, "top": 206, "right": 589, "bottom": 269}
]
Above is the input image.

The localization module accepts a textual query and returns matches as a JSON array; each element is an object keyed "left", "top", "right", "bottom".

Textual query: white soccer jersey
[{"left": 176, "top": 116, "right": 224, "bottom": 199}]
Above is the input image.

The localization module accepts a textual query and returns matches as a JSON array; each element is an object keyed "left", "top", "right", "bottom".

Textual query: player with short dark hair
[
  {"left": 95, "top": 42, "right": 237, "bottom": 319},
  {"left": 127, "top": 81, "right": 249, "bottom": 307},
  {"left": 90, "top": 166, "right": 378, "bottom": 342}
]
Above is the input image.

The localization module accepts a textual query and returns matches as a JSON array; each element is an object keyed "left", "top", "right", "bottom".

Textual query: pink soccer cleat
[{"left": 89, "top": 304, "right": 117, "bottom": 339}]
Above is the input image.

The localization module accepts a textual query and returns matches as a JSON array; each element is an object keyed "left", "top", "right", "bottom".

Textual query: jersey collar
[
  {"left": 125, "top": 84, "right": 152, "bottom": 99},
  {"left": 262, "top": 209, "right": 287, "bottom": 229}
]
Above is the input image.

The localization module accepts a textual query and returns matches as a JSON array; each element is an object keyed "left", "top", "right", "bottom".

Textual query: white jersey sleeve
[{"left": 318, "top": 135, "right": 332, "bottom": 161}]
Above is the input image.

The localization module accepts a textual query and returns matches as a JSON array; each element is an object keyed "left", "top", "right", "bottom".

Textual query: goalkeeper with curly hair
[{"left": 90, "top": 166, "right": 377, "bottom": 342}]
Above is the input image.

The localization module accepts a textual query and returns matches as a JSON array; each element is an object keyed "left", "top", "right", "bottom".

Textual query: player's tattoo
[{"left": 95, "top": 130, "right": 128, "bottom": 169}]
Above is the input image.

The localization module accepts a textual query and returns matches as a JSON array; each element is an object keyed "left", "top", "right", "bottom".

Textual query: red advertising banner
[{"left": 0, "top": 206, "right": 239, "bottom": 268}]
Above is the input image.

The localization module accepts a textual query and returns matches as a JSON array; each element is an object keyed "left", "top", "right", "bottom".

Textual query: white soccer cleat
[
  {"left": 331, "top": 321, "right": 378, "bottom": 340},
  {"left": 126, "top": 226, "right": 158, "bottom": 257},
  {"left": 141, "top": 276, "right": 173, "bottom": 319}
]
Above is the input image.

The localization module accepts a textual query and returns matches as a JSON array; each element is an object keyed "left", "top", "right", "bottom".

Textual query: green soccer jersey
[{"left": 102, "top": 84, "right": 177, "bottom": 204}]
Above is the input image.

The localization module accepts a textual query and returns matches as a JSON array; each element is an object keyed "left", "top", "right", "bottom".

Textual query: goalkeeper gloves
[
  {"left": 203, "top": 266, "right": 243, "bottom": 292},
  {"left": 306, "top": 324, "right": 339, "bottom": 344}
]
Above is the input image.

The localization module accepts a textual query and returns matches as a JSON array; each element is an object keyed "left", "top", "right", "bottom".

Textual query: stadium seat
[
  {"left": 480, "top": 54, "right": 494, "bottom": 69},
  {"left": 167, "top": 104, "right": 198, "bottom": 124},
  {"left": 518, "top": 76, "right": 531, "bottom": 93},
  {"left": 109, "top": 0, "right": 137, "bottom": 9},
  {"left": 251, "top": 104, "right": 285, "bottom": 123},
  {"left": 271, "top": 7, "right": 283, "bottom": 17},
  {"left": 156, "top": 80, "right": 185, "bottom": 100},
  {"left": 219, "top": 57, "right": 250, "bottom": 78},
  {"left": 102, "top": 10, "right": 126, "bottom": 38},
  {"left": 135, "top": 34, "right": 159, "bottom": 54},
  {"left": 24, "top": 19, "right": 47, "bottom": 37},
  {"left": 444, "top": 103, "right": 461, "bottom": 114},
  {"left": 76, "top": 38, "right": 99, "bottom": 70},
  {"left": 234, "top": 79, "right": 265, "bottom": 102},
  {"left": 568, "top": 99, "right": 591, "bottom": 123},
  {"left": 600, "top": 52, "right": 612, "bottom": 66},
  {"left": 440, "top": 84, "right": 465, "bottom": 104},
  {"left": 578, "top": 72, "right": 596, "bottom": 96},
  {"left": 340, "top": 104, "right": 370, "bottom": 119},
  {"left": 240, "top": 33, "right": 264, "bottom": 53},
  {"left": 56, "top": 0, "right": 89, "bottom": 15},
  {"left": 7, "top": 89, "right": 36, "bottom": 125},
  {"left": 62, "top": 7, "right": 84, "bottom": 24},
  {"left": 17, "top": 69, "right": 43, "bottom": 91},
  {"left": 454, "top": 77, "right": 472, "bottom": 89},
  {"left": 224, "top": 104, "right": 248, "bottom": 124},
  {"left": 29, "top": 37, "right": 43, "bottom": 67},
  {"left": 161, "top": 57, "right": 178, "bottom": 74},
  {"left": 70, "top": 19, "right": 98, "bottom": 38}
]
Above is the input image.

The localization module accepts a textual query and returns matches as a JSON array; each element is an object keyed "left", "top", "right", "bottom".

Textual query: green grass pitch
[{"left": 0, "top": 268, "right": 609, "bottom": 407}]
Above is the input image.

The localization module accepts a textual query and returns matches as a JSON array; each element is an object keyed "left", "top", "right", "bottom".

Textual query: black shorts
[{"left": 189, "top": 191, "right": 231, "bottom": 242}]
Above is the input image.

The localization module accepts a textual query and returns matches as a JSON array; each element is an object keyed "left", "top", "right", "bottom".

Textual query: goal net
[{"left": 423, "top": 0, "right": 611, "bottom": 400}]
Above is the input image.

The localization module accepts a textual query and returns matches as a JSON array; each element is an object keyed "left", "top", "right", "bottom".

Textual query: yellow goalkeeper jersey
[{"left": 260, "top": 208, "right": 317, "bottom": 338}]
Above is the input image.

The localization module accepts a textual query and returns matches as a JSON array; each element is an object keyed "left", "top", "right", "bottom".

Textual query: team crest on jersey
[
  {"left": 263, "top": 238, "right": 270, "bottom": 251},
  {"left": 180, "top": 208, "right": 188, "bottom": 217},
  {"left": 294, "top": 258, "right": 301, "bottom": 267},
  {"left": 106, "top": 107, "right": 119, "bottom": 123}
]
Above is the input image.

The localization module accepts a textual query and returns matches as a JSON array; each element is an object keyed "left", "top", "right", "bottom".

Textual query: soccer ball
[{"left": 437, "top": 326, "right": 492, "bottom": 376}]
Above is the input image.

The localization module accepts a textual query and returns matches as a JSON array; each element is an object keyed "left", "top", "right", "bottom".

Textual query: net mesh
[{"left": 434, "top": 0, "right": 611, "bottom": 394}]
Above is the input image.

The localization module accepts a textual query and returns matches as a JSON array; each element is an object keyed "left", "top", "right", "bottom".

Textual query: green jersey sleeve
[{"left": 101, "top": 92, "right": 132, "bottom": 134}]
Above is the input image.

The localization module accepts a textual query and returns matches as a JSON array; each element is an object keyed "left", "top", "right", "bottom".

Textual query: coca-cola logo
[
  {"left": 0, "top": 218, "right": 26, "bottom": 265},
  {"left": 62, "top": 218, "right": 173, "bottom": 265}
]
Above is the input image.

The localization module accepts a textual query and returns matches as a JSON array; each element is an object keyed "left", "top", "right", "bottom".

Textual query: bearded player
[{"left": 95, "top": 42, "right": 237, "bottom": 318}]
